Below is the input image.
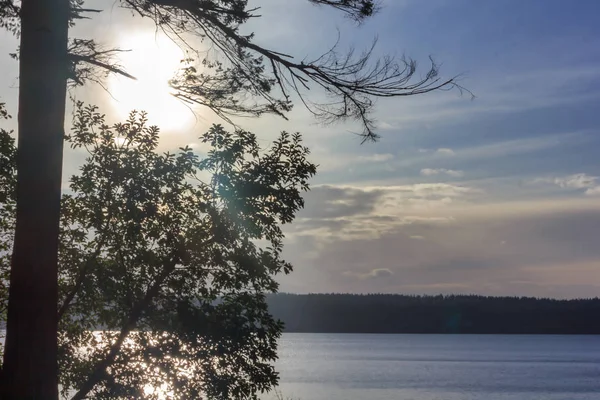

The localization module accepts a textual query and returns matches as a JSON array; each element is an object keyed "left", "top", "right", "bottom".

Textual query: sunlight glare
[{"left": 108, "top": 32, "right": 194, "bottom": 131}]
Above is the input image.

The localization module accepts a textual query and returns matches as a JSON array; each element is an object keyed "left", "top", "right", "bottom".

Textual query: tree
[
  {"left": 1, "top": 102, "right": 316, "bottom": 399},
  {"left": 0, "top": 1, "right": 69, "bottom": 398},
  {"left": 266, "top": 293, "right": 600, "bottom": 334},
  {"left": 0, "top": 0, "right": 467, "bottom": 397},
  {"left": 0, "top": 103, "right": 16, "bottom": 332}
]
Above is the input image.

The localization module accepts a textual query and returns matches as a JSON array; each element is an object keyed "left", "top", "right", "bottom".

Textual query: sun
[{"left": 108, "top": 32, "right": 195, "bottom": 131}]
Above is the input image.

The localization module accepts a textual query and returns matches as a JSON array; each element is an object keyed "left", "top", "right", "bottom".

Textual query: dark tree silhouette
[
  {"left": 0, "top": 1, "right": 69, "bottom": 398},
  {"left": 0, "top": 103, "right": 15, "bottom": 329},
  {"left": 0, "top": 0, "right": 467, "bottom": 397},
  {"left": 309, "top": 0, "right": 379, "bottom": 21},
  {"left": 0, "top": 103, "right": 316, "bottom": 399},
  {"left": 267, "top": 293, "right": 600, "bottom": 334}
]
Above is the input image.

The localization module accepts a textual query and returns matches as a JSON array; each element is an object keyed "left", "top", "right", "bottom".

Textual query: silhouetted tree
[
  {"left": 0, "top": 103, "right": 316, "bottom": 399},
  {"left": 267, "top": 293, "right": 600, "bottom": 334},
  {"left": 0, "top": 0, "right": 466, "bottom": 397},
  {"left": 0, "top": 1, "right": 70, "bottom": 398},
  {"left": 0, "top": 103, "right": 16, "bottom": 333}
]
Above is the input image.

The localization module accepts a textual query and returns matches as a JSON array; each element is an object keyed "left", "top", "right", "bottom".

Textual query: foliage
[
  {"left": 0, "top": 0, "right": 19, "bottom": 35},
  {"left": 0, "top": 103, "right": 316, "bottom": 399},
  {"left": 0, "top": 103, "right": 15, "bottom": 331}
]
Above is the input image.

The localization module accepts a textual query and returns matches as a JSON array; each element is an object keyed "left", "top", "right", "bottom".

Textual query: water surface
[{"left": 274, "top": 334, "right": 600, "bottom": 400}]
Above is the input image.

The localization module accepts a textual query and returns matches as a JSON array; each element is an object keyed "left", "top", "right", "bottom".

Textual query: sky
[{"left": 1, "top": 0, "right": 600, "bottom": 298}]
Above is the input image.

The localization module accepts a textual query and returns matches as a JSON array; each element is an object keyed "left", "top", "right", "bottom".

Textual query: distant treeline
[{"left": 266, "top": 293, "right": 600, "bottom": 334}]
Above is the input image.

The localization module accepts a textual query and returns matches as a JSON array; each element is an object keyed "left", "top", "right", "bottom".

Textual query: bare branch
[
  {"left": 120, "top": 0, "right": 471, "bottom": 142},
  {"left": 308, "top": 0, "right": 380, "bottom": 22},
  {"left": 68, "top": 39, "right": 136, "bottom": 86},
  {"left": 70, "top": 7, "right": 102, "bottom": 21}
]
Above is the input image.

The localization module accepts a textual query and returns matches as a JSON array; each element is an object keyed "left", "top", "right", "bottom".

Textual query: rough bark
[{"left": 1, "top": 0, "right": 70, "bottom": 398}]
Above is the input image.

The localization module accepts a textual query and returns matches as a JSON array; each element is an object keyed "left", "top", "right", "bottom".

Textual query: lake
[
  {"left": 272, "top": 334, "right": 600, "bottom": 400},
  {"left": 2, "top": 332, "right": 599, "bottom": 398}
]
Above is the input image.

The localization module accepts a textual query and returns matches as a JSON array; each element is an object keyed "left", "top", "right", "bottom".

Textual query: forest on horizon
[{"left": 266, "top": 293, "right": 600, "bottom": 334}]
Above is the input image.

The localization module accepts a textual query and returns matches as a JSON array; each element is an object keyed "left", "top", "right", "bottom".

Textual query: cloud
[
  {"left": 586, "top": 186, "right": 600, "bottom": 196},
  {"left": 343, "top": 268, "right": 394, "bottom": 280},
  {"left": 534, "top": 173, "right": 600, "bottom": 195},
  {"left": 376, "top": 121, "right": 395, "bottom": 130},
  {"left": 379, "top": 183, "right": 476, "bottom": 200},
  {"left": 357, "top": 153, "right": 394, "bottom": 163},
  {"left": 282, "top": 201, "right": 600, "bottom": 298},
  {"left": 373, "top": 63, "right": 600, "bottom": 131},
  {"left": 553, "top": 173, "right": 597, "bottom": 189},
  {"left": 379, "top": 132, "right": 586, "bottom": 178},
  {"left": 436, "top": 148, "right": 455, "bottom": 156},
  {"left": 288, "top": 183, "right": 478, "bottom": 244},
  {"left": 421, "top": 168, "right": 464, "bottom": 177},
  {"left": 417, "top": 148, "right": 455, "bottom": 155},
  {"left": 458, "top": 134, "right": 573, "bottom": 160},
  {"left": 296, "top": 185, "right": 383, "bottom": 220}
]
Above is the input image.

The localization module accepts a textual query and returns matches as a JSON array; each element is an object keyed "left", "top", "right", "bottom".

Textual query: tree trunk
[{"left": 1, "top": 0, "right": 70, "bottom": 398}]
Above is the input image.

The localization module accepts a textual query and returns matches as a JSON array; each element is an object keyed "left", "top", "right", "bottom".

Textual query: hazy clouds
[{"left": 1, "top": 0, "right": 600, "bottom": 298}]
